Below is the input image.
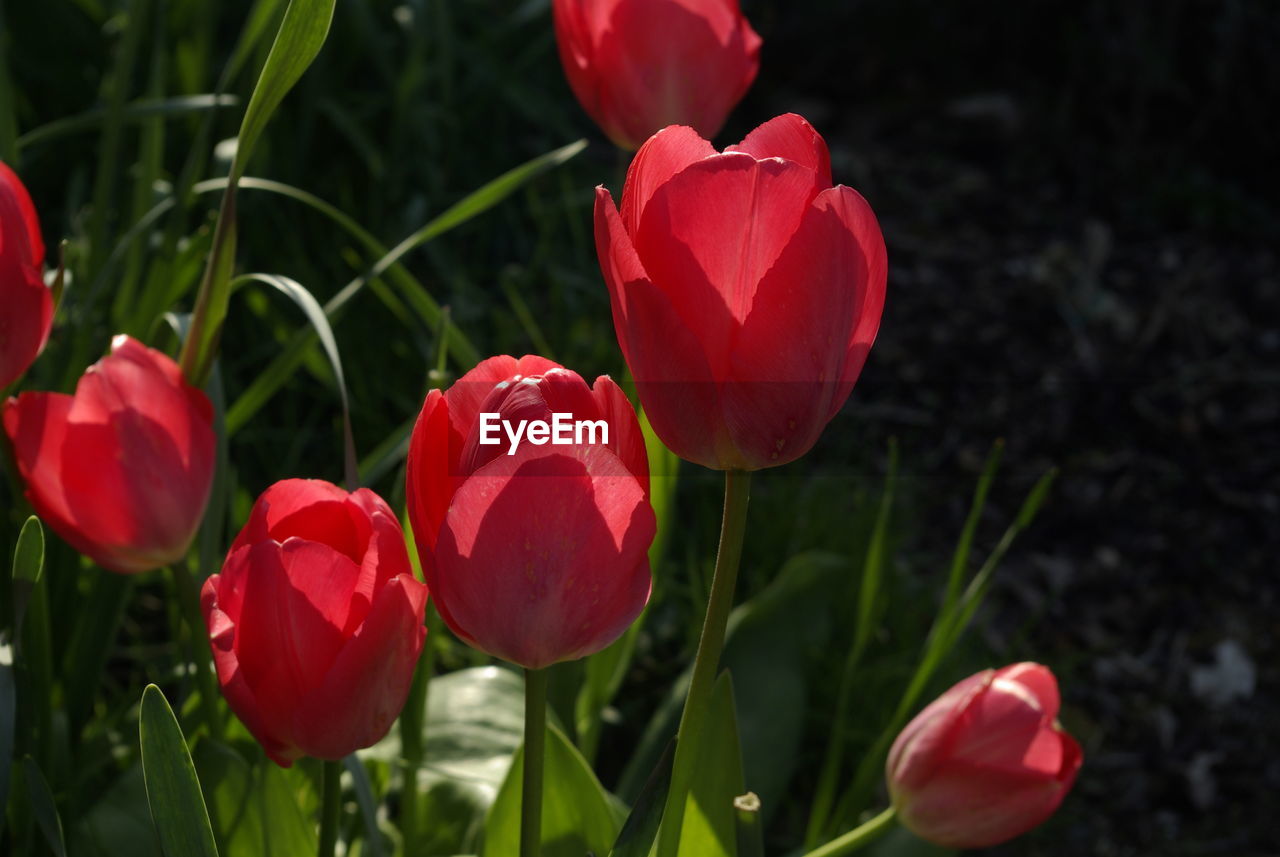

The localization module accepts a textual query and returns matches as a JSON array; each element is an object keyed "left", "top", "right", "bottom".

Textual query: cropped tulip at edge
[
  {"left": 3, "top": 335, "right": 216, "bottom": 574},
  {"left": 594, "top": 113, "right": 888, "bottom": 471},
  {"left": 406, "top": 355, "right": 655, "bottom": 671},
  {"left": 201, "top": 479, "right": 428, "bottom": 766},
  {"left": 552, "top": 0, "right": 761, "bottom": 150},
  {"left": 0, "top": 160, "right": 52, "bottom": 390},
  {"left": 886, "top": 662, "right": 1083, "bottom": 849}
]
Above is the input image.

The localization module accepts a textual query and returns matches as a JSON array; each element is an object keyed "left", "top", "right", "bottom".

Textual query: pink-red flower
[
  {"left": 0, "top": 160, "right": 52, "bottom": 390},
  {"left": 405, "top": 355, "right": 654, "bottom": 670},
  {"left": 886, "top": 662, "right": 1083, "bottom": 849},
  {"left": 552, "top": 0, "right": 761, "bottom": 150},
  {"left": 594, "top": 113, "right": 888, "bottom": 470},
  {"left": 201, "top": 479, "right": 428, "bottom": 766},
  {"left": 3, "top": 335, "right": 215, "bottom": 573}
]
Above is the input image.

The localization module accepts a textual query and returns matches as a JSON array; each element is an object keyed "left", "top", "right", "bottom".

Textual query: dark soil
[{"left": 740, "top": 1, "right": 1279, "bottom": 854}]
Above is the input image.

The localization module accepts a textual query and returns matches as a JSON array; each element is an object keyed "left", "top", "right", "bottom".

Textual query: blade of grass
[
  {"left": 827, "top": 466, "right": 1059, "bottom": 834},
  {"left": 14, "top": 95, "right": 240, "bottom": 152},
  {"left": 231, "top": 273, "right": 358, "bottom": 488},
  {"left": 940, "top": 440, "right": 1004, "bottom": 615},
  {"left": 180, "top": 0, "right": 339, "bottom": 386},
  {"left": 224, "top": 139, "right": 586, "bottom": 435},
  {"left": 804, "top": 439, "right": 898, "bottom": 848}
]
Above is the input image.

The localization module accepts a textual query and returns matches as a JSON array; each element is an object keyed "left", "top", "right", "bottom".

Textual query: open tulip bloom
[
  {"left": 0, "top": 160, "right": 52, "bottom": 391},
  {"left": 595, "top": 113, "right": 888, "bottom": 472},
  {"left": 4, "top": 335, "right": 215, "bottom": 573}
]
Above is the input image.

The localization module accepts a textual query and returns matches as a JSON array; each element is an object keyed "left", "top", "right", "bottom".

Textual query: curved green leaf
[
  {"left": 11, "top": 515, "right": 44, "bottom": 639},
  {"left": 139, "top": 685, "right": 219, "bottom": 857},
  {"left": 482, "top": 721, "right": 620, "bottom": 857},
  {"left": 24, "top": 756, "right": 67, "bottom": 857},
  {"left": 15, "top": 95, "right": 240, "bottom": 151},
  {"left": 194, "top": 740, "right": 315, "bottom": 857},
  {"left": 224, "top": 138, "right": 586, "bottom": 435},
  {"left": 231, "top": 273, "right": 357, "bottom": 486}
]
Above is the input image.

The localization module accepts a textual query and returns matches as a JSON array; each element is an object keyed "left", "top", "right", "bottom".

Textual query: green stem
[
  {"left": 521, "top": 667, "right": 549, "bottom": 857},
  {"left": 654, "top": 469, "right": 752, "bottom": 857},
  {"left": 802, "top": 808, "right": 897, "bottom": 857},
  {"left": 398, "top": 604, "right": 438, "bottom": 852},
  {"left": 171, "top": 559, "right": 223, "bottom": 740},
  {"left": 318, "top": 758, "right": 342, "bottom": 857}
]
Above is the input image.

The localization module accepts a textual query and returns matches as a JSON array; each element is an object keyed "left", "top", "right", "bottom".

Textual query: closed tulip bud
[
  {"left": 887, "top": 663, "right": 1083, "bottom": 849},
  {"left": 552, "top": 0, "right": 761, "bottom": 150},
  {"left": 3, "top": 335, "right": 215, "bottom": 573},
  {"left": 201, "top": 479, "right": 428, "bottom": 766},
  {"left": 0, "top": 161, "right": 52, "bottom": 389},
  {"left": 406, "top": 355, "right": 655, "bottom": 670},
  {"left": 594, "top": 113, "right": 888, "bottom": 471}
]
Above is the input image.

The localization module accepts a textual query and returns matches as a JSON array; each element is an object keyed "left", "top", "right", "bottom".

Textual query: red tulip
[
  {"left": 0, "top": 160, "right": 52, "bottom": 390},
  {"left": 201, "top": 479, "right": 428, "bottom": 766},
  {"left": 886, "top": 662, "right": 1083, "bottom": 849},
  {"left": 594, "top": 113, "right": 888, "bottom": 471},
  {"left": 3, "top": 335, "right": 215, "bottom": 573},
  {"left": 405, "top": 355, "right": 654, "bottom": 670},
  {"left": 552, "top": 0, "right": 761, "bottom": 150}
]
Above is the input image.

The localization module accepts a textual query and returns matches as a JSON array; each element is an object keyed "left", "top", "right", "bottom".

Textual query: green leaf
[
  {"left": 231, "top": 0, "right": 336, "bottom": 182},
  {"left": 363, "top": 666, "right": 525, "bottom": 855},
  {"left": 139, "top": 685, "right": 220, "bottom": 857},
  {"left": 15, "top": 95, "right": 240, "bottom": 152},
  {"left": 74, "top": 765, "right": 162, "bottom": 857},
  {"left": 193, "top": 740, "right": 316, "bottom": 857},
  {"left": 619, "top": 552, "right": 847, "bottom": 819},
  {"left": 482, "top": 722, "right": 620, "bottom": 857},
  {"left": 11, "top": 515, "right": 45, "bottom": 637},
  {"left": 24, "top": 756, "right": 67, "bottom": 857},
  {"left": 224, "top": 139, "right": 587, "bottom": 435},
  {"left": 676, "top": 672, "right": 744, "bottom": 857},
  {"left": 231, "top": 273, "right": 357, "bottom": 485},
  {"left": 343, "top": 754, "right": 386, "bottom": 857},
  {"left": 608, "top": 741, "right": 674, "bottom": 857}
]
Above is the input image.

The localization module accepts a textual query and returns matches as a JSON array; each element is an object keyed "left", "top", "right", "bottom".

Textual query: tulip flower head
[
  {"left": 595, "top": 113, "right": 888, "bottom": 471},
  {"left": 887, "top": 662, "right": 1083, "bottom": 849},
  {"left": 201, "top": 479, "right": 428, "bottom": 766},
  {"left": 406, "top": 355, "right": 655, "bottom": 670},
  {"left": 0, "top": 160, "right": 52, "bottom": 389},
  {"left": 3, "top": 335, "right": 215, "bottom": 573},
  {"left": 552, "top": 0, "right": 761, "bottom": 150}
]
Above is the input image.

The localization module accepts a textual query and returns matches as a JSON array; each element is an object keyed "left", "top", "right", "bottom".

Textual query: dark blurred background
[{"left": 5, "top": 0, "right": 1277, "bottom": 854}]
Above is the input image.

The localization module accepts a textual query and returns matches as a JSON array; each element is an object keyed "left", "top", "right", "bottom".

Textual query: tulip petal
[
  {"left": 0, "top": 160, "right": 44, "bottom": 264},
  {"left": 591, "top": 375, "right": 650, "bottom": 491},
  {"left": 727, "top": 113, "right": 833, "bottom": 188},
  {"left": 887, "top": 670, "right": 992, "bottom": 791},
  {"left": 621, "top": 125, "right": 717, "bottom": 235},
  {"left": 822, "top": 187, "right": 888, "bottom": 421},
  {"left": 2, "top": 393, "right": 124, "bottom": 566},
  {"left": 592, "top": 0, "right": 758, "bottom": 148},
  {"left": 0, "top": 267, "right": 52, "bottom": 390},
  {"left": 435, "top": 447, "right": 653, "bottom": 669},
  {"left": 634, "top": 152, "right": 822, "bottom": 365},
  {"left": 722, "top": 185, "right": 885, "bottom": 466},
  {"left": 406, "top": 388, "right": 454, "bottom": 564},
  {"left": 899, "top": 754, "right": 1076, "bottom": 849},
  {"left": 231, "top": 542, "right": 313, "bottom": 742},
  {"left": 595, "top": 188, "right": 729, "bottom": 468},
  {"left": 202, "top": 573, "right": 298, "bottom": 766},
  {"left": 230, "top": 478, "right": 350, "bottom": 552},
  {"left": 293, "top": 575, "right": 427, "bottom": 760},
  {"left": 277, "top": 538, "right": 362, "bottom": 679}
]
